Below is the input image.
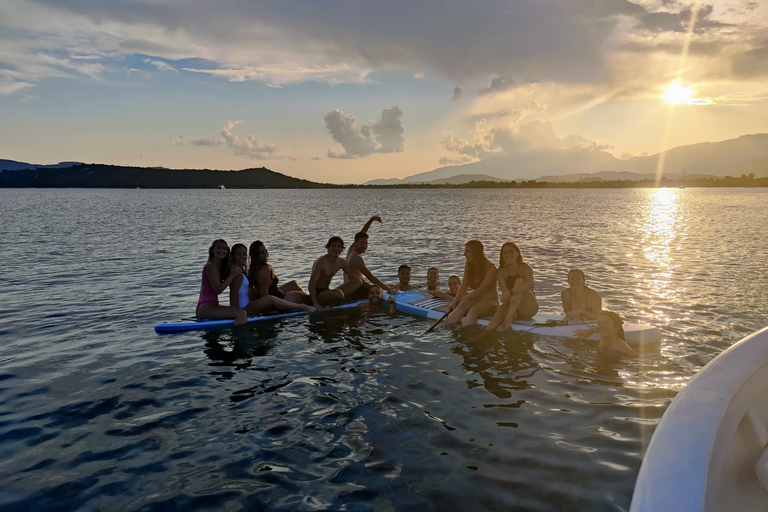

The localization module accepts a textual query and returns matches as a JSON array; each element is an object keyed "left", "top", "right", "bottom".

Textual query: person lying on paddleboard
[
  {"left": 432, "top": 274, "right": 462, "bottom": 299},
  {"left": 393, "top": 264, "right": 416, "bottom": 292},
  {"left": 485, "top": 242, "right": 539, "bottom": 331},
  {"left": 229, "top": 243, "right": 314, "bottom": 317},
  {"left": 356, "top": 285, "right": 397, "bottom": 314},
  {"left": 196, "top": 239, "right": 247, "bottom": 325},
  {"left": 248, "top": 240, "right": 308, "bottom": 305},
  {"left": 561, "top": 268, "right": 602, "bottom": 321},
  {"left": 576, "top": 311, "right": 639, "bottom": 358},
  {"left": 446, "top": 240, "right": 499, "bottom": 327},
  {"left": 307, "top": 236, "right": 363, "bottom": 312},
  {"left": 345, "top": 216, "right": 396, "bottom": 299},
  {"left": 425, "top": 267, "right": 440, "bottom": 292}
]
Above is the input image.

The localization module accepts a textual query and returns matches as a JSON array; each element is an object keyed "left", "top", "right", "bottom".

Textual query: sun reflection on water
[{"left": 632, "top": 188, "right": 685, "bottom": 329}]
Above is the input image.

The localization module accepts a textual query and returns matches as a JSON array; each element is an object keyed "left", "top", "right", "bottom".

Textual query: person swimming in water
[
  {"left": 485, "top": 242, "right": 539, "bottom": 331},
  {"left": 229, "top": 243, "right": 314, "bottom": 316},
  {"left": 432, "top": 274, "right": 462, "bottom": 299},
  {"left": 356, "top": 285, "right": 397, "bottom": 314},
  {"left": 576, "top": 310, "right": 639, "bottom": 358},
  {"left": 247, "top": 240, "right": 308, "bottom": 305},
  {"left": 445, "top": 240, "right": 499, "bottom": 327},
  {"left": 561, "top": 268, "right": 602, "bottom": 321},
  {"left": 425, "top": 267, "right": 440, "bottom": 292},
  {"left": 394, "top": 264, "right": 415, "bottom": 291},
  {"left": 196, "top": 239, "right": 247, "bottom": 325}
]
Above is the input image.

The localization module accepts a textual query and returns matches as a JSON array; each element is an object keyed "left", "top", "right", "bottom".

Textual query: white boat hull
[{"left": 631, "top": 326, "right": 768, "bottom": 512}]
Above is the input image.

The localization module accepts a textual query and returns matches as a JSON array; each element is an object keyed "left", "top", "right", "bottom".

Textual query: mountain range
[{"left": 364, "top": 133, "right": 768, "bottom": 185}]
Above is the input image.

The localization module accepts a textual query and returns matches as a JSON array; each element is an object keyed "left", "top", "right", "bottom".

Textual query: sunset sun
[{"left": 662, "top": 82, "right": 694, "bottom": 105}]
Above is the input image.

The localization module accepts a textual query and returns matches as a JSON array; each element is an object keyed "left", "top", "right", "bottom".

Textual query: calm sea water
[{"left": 1, "top": 187, "right": 767, "bottom": 511}]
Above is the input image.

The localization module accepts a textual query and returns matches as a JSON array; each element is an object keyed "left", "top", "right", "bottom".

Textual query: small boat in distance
[
  {"left": 630, "top": 326, "right": 768, "bottom": 511},
  {"left": 218, "top": 184, "right": 225, "bottom": 190}
]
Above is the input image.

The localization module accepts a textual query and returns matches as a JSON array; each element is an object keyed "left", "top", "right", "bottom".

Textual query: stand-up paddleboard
[
  {"left": 155, "top": 300, "right": 366, "bottom": 334},
  {"left": 389, "top": 290, "right": 661, "bottom": 346}
]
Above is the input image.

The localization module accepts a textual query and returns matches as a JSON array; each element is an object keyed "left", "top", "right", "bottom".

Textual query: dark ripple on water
[{"left": 1, "top": 188, "right": 767, "bottom": 511}]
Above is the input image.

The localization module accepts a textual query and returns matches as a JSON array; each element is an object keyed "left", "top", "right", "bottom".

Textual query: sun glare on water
[{"left": 662, "top": 82, "right": 694, "bottom": 105}]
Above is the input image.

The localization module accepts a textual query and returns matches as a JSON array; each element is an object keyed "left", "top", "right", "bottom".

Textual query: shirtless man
[
  {"left": 308, "top": 236, "right": 363, "bottom": 312},
  {"left": 345, "top": 216, "right": 395, "bottom": 298},
  {"left": 394, "top": 264, "right": 415, "bottom": 291},
  {"left": 356, "top": 285, "right": 397, "bottom": 315}
]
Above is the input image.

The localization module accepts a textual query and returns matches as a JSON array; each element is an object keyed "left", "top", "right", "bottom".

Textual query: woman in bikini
[
  {"left": 561, "top": 268, "right": 601, "bottom": 321},
  {"left": 196, "top": 239, "right": 247, "bottom": 325},
  {"left": 485, "top": 242, "right": 539, "bottom": 331},
  {"left": 445, "top": 240, "right": 499, "bottom": 326},
  {"left": 247, "top": 240, "right": 308, "bottom": 305},
  {"left": 229, "top": 243, "right": 314, "bottom": 316}
]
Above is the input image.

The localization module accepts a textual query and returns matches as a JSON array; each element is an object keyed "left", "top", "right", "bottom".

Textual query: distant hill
[
  {"left": 367, "top": 173, "right": 512, "bottom": 185},
  {"left": 0, "top": 159, "right": 83, "bottom": 171},
  {"left": 0, "top": 164, "right": 330, "bottom": 188},
  {"left": 365, "top": 133, "right": 768, "bottom": 184}
]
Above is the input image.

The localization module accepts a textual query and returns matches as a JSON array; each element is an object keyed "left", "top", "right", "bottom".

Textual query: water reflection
[{"left": 632, "top": 188, "right": 686, "bottom": 327}]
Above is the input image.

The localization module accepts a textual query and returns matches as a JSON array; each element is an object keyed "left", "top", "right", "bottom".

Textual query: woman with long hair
[
  {"left": 247, "top": 240, "right": 308, "bottom": 304},
  {"left": 445, "top": 240, "right": 499, "bottom": 326},
  {"left": 485, "top": 242, "right": 539, "bottom": 331},
  {"left": 561, "top": 268, "right": 601, "bottom": 321},
  {"left": 196, "top": 239, "right": 247, "bottom": 325},
  {"left": 229, "top": 243, "right": 314, "bottom": 316},
  {"left": 577, "top": 311, "right": 639, "bottom": 358}
]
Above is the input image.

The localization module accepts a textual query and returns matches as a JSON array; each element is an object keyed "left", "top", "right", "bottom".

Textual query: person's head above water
[
  {"left": 597, "top": 311, "right": 625, "bottom": 341},
  {"left": 427, "top": 267, "right": 439, "bottom": 282},
  {"left": 448, "top": 275, "right": 461, "bottom": 295},
  {"left": 367, "top": 285, "right": 383, "bottom": 304},
  {"left": 398, "top": 264, "right": 411, "bottom": 284}
]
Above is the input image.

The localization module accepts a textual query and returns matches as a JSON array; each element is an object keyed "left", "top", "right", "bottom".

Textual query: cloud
[
  {"left": 479, "top": 77, "right": 516, "bottom": 96},
  {"left": 144, "top": 58, "right": 178, "bottom": 73},
  {"left": 439, "top": 102, "right": 612, "bottom": 165},
  {"left": 451, "top": 86, "right": 463, "bottom": 102},
  {"left": 324, "top": 106, "right": 404, "bottom": 158},
  {"left": 191, "top": 121, "right": 282, "bottom": 159}
]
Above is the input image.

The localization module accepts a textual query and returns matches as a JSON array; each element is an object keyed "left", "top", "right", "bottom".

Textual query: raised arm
[{"left": 359, "top": 215, "right": 382, "bottom": 234}]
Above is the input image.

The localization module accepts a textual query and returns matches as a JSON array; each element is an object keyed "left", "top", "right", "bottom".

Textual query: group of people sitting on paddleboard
[{"left": 197, "top": 216, "right": 638, "bottom": 358}]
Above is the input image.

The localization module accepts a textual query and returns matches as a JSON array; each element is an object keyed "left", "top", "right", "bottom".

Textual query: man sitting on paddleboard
[
  {"left": 307, "top": 236, "right": 363, "bottom": 312},
  {"left": 345, "top": 216, "right": 395, "bottom": 299}
]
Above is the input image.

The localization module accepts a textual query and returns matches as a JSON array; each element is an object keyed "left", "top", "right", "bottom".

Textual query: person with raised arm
[
  {"left": 485, "top": 242, "right": 539, "bottom": 331},
  {"left": 308, "top": 236, "right": 363, "bottom": 312},
  {"left": 345, "top": 216, "right": 396, "bottom": 299},
  {"left": 196, "top": 239, "right": 247, "bottom": 325},
  {"left": 247, "top": 240, "right": 308, "bottom": 305},
  {"left": 229, "top": 243, "right": 314, "bottom": 316},
  {"left": 445, "top": 240, "right": 499, "bottom": 326},
  {"left": 561, "top": 268, "right": 602, "bottom": 321},
  {"left": 576, "top": 311, "right": 639, "bottom": 358}
]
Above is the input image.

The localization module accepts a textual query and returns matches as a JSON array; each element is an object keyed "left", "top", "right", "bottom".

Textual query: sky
[{"left": 2, "top": 0, "right": 768, "bottom": 184}]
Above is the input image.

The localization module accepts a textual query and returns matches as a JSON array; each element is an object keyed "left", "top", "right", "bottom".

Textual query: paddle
[{"left": 425, "top": 308, "right": 452, "bottom": 334}]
